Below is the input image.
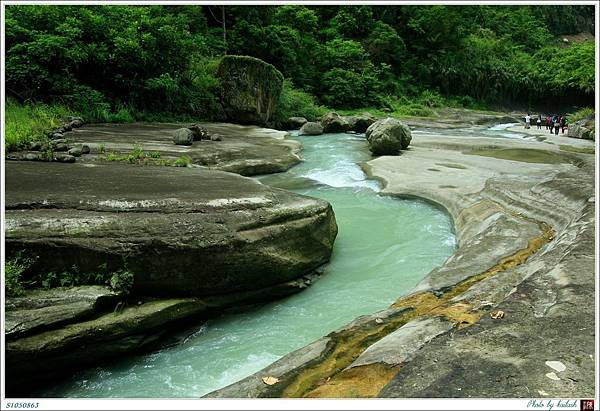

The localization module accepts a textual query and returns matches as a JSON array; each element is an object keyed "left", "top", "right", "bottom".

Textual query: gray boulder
[
  {"left": 68, "top": 147, "right": 83, "bottom": 157},
  {"left": 29, "top": 141, "right": 43, "bottom": 151},
  {"left": 217, "top": 55, "right": 284, "bottom": 125},
  {"left": 173, "top": 128, "right": 194, "bottom": 146},
  {"left": 81, "top": 145, "right": 91, "bottom": 154},
  {"left": 54, "top": 154, "right": 76, "bottom": 163},
  {"left": 23, "top": 153, "right": 40, "bottom": 161},
  {"left": 366, "top": 117, "right": 412, "bottom": 155},
  {"left": 50, "top": 133, "right": 64, "bottom": 140},
  {"left": 568, "top": 118, "right": 595, "bottom": 141},
  {"left": 70, "top": 119, "right": 84, "bottom": 128},
  {"left": 286, "top": 117, "right": 308, "bottom": 130},
  {"left": 345, "top": 113, "right": 376, "bottom": 133},
  {"left": 53, "top": 143, "right": 69, "bottom": 152},
  {"left": 188, "top": 124, "right": 211, "bottom": 141},
  {"left": 321, "top": 112, "right": 349, "bottom": 133},
  {"left": 299, "top": 122, "right": 324, "bottom": 136}
]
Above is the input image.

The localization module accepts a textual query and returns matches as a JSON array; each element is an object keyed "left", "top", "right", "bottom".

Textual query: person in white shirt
[{"left": 525, "top": 113, "right": 531, "bottom": 129}]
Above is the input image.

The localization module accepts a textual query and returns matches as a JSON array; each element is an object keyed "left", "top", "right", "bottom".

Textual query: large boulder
[
  {"left": 173, "top": 128, "right": 194, "bottom": 145},
  {"left": 320, "top": 112, "right": 349, "bottom": 133},
  {"left": 366, "top": 117, "right": 412, "bottom": 155},
  {"left": 299, "top": 122, "right": 324, "bottom": 136},
  {"left": 285, "top": 117, "right": 308, "bottom": 130},
  {"left": 217, "top": 55, "right": 284, "bottom": 125},
  {"left": 345, "top": 113, "right": 377, "bottom": 133},
  {"left": 568, "top": 117, "right": 595, "bottom": 141},
  {"left": 5, "top": 162, "right": 338, "bottom": 298}
]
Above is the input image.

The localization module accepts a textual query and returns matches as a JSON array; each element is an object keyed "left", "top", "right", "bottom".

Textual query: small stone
[
  {"left": 490, "top": 310, "right": 505, "bottom": 319},
  {"left": 54, "top": 143, "right": 69, "bottom": 152},
  {"left": 545, "top": 372, "right": 561, "bottom": 381},
  {"left": 24, "top": 153, "right": 39, "bottom": 161},
  {"left": 538, "top": 390, "right": 549, "bottom": 396},
  {"left": 588, "top": 197, "right": 595, "bottom": 203},
  {"left": 81, "top": 145, "right": 91, "bottom": 155},
  {"left": 68, "top": 147, "right": 83, "bottom": 157},
  {"left": 50, "top": 133, "right": 64, "bottom": 140},
  {"left": 29, "top": 141, "right": 43, "bottom": 151},
  {"left": 55, "top": 154, "right": 76, "bottom": 163},
  {"left": 70, "top": 119, "right": 84, "bottom": 128},
  {"left": 50, "top": 139, "right": 67, "bottom": 145},
  {"left": 375, "top": 318, "right": 384, "bottom": 324},
  {"left": 210, "top": 135, "right": 222, "bottom": 142},
  {"left": 545, "top": 361, "right": 566, "bottom": 372}
]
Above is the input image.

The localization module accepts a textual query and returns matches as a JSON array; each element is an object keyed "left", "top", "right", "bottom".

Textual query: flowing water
[{"left": 40, "top": 132, "right": 456, "bottom": 398}]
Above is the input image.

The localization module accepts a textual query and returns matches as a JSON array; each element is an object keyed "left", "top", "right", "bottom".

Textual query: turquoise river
[{"left": 40, "top": 131, "right": 457, "bottom": 397}]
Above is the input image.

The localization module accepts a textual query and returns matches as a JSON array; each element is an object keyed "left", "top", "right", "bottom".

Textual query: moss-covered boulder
[
  {"left": 217, "top": 55, "right": 284, "bottom": 125},
  {"left": 366, "top": 117, "right": 412, "bottom": 155}
]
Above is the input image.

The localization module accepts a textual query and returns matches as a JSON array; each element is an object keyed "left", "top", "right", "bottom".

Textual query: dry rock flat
[{"left": 69, "top": 122, "right": 301, "bottom": 175}]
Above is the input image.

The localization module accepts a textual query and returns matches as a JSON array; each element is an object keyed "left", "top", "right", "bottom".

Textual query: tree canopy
[{"left": 5, "top": 4, "right": 595, "bottom": 117}]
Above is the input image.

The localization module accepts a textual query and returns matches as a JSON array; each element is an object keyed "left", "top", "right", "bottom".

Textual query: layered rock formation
[{"left": 207, "top": 122, "right": 595, "bottom": 399}]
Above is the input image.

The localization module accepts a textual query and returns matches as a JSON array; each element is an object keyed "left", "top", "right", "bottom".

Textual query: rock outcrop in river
[
  {"left": 5, "top": 162, "right": 337, "bottom": 297},
  {"left": 5, "top": 156, "right": 338, "bottom": 395},
  {"left": 366, "top": 117, "right": 412, "bottom": 155},
  {"left": 217, "top": 55, "right": 284, "bottom": 125}
]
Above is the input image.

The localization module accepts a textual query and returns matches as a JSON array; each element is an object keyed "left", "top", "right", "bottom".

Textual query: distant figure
[
  {"left": 525, "top": 113, "right": 531, "bottom": 129},
  {"left": 537, "top": 114, "right": 542, "bottom": 129},
  {"left": 554, "top": 115, "right": 560, "bottom": 135},
  {"left": 545, "top": 116, "right": 552, "bottom": 131},
  {"left": 560, "top": 116, "right": 567, "bottom": 133},
  {"left": 550, "top": 115, "right": 557, "bottom": 134}
]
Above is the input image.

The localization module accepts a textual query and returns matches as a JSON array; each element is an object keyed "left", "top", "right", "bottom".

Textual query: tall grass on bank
[
  {"left": 568, "top": 107, "right": 594, "bottom": 123},
  {"left": 4, "top": 99, "right": 71, "bottom": 152}
]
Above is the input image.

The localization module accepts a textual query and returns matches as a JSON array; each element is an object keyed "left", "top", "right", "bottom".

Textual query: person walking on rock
[
  {"left": 537, "top": 114, "right": 542, "bottom": 129},
  {"left": 560, "top": 116, "right": 567, "bottom": 134},
  {"left": 554, "top": 115, "right": 561, "bottom": 135},
  {"left": 525, "top": 113, "right": 531, "bottom": 129}
]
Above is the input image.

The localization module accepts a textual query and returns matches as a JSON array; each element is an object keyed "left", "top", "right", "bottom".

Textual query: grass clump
[
  {"left": 568, "top": 107, "right": 594, "bottom": 122},
  {"left": 5, "top": 98, "right": 71, "bottom": 152},
  {"left": 174, "top": 155, "right": 192, "bottom": 167}
]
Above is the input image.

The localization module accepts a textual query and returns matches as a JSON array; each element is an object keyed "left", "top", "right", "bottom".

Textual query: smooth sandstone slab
[{"left": 5, "top": 161, "right": 338, "bottom": 298}]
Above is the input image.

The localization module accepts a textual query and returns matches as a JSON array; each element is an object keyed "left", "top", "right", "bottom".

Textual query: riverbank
[{"left": 208, "top": 117, "right": 595, "bottom": 398}]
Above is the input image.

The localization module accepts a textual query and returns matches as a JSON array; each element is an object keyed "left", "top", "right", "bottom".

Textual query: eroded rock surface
[
  {"left": 67, "top": 122, "right": 301, "bottom": 176},
  {"left": 207, "top": 119, "right": 595, "bottom": 399},
  {"left": 5, "top": 162, "right": 338, "bottom": 298}
]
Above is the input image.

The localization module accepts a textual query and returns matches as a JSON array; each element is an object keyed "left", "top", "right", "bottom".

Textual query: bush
[
  {"left": 273, "top": 80, "right": 328, "bottom": 122},
  {"left": 5, "top": 254, "right": 35, "bottom": 297},
  {"left": 174, "top": 155, "right": 192, "bottom": 167},
  {"left": 5, "top": 98, "right": 71, "bottom": 151},
  {"left": 568, "top": 107, "right": 594, "bottom": 122}
]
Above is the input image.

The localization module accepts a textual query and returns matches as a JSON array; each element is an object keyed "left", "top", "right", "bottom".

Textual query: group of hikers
[{"left": 524, "top": 113, "right": 567, "bottom": 135}]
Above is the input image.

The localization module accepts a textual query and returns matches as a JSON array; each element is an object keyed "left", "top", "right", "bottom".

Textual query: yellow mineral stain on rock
[
  {"left": 304, "top": 363, "right": 402, "bottom": 398},
  {"left": 279, "top": 202, "right": 555, "bottom": 399}
]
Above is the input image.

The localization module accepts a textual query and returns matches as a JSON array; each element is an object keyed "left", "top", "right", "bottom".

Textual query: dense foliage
[{"left": 5, "top": 4, "right": 595, "bottom": 118}]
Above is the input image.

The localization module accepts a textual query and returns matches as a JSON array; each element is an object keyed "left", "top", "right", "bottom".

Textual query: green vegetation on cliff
[{"left": 4, "top": 4, "right": 595, "bottom": 123}]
